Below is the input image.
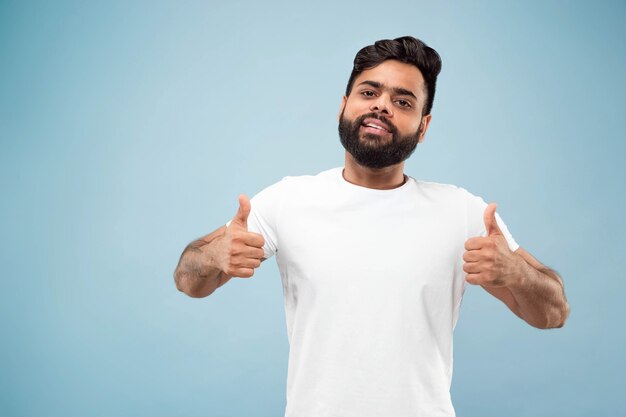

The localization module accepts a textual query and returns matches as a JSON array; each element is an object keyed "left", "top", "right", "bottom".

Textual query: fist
[
  {"left": 215, "top": 194, "right": 266, "bottom": 278},
  {"left": 462, "top": 203, "right": 519, "bottom": 287}
]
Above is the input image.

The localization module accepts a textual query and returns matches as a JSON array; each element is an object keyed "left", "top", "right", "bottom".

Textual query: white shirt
[{"left": 235, "top": 167, "right": 518, "bottom": 417}]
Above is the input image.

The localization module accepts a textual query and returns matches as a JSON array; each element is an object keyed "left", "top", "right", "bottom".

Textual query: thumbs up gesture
[
  {"left": 463, "top": 203, "right": 520, "bottom": 287},
  {"left": 215, "top": 194, "right": 266, "bottom": 278}
]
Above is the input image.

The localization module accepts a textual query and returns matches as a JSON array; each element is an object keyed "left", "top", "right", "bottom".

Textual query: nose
[{"left": 369, "top": 94, "right": 393, "bottom": 116}]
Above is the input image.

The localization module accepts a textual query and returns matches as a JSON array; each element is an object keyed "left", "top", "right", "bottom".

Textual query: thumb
[
  {"left": 484, "top": 202, "right": 503, "bottom": 236},
  {"left": 230, "top": 194, "right": 250, "bottom": 229}
]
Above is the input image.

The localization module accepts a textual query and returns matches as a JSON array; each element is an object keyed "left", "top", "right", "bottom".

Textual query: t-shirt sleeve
[
  {"left": 464, "top": 189, "right": 519, "bottom": 252},
  {"left": 225, "top": 178, "right": 288, "bottom": 260}
]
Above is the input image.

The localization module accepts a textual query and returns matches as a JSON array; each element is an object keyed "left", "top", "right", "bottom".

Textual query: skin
[
  {"left": 175, "top": 59, "right": 570, "bottom": 329},
  {"left": 173, "top": 195, "right": 264, "bottom": 298},
  {"left": 465, "top": 203, "right": 569, "bottom": 328},
  {"left": 338, "top": 60, "right": 432, "bottom": 190}
]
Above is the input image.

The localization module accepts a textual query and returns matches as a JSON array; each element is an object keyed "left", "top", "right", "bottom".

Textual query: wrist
[{"left": 506, "top": 253, "right": 530, "bottom": 290}]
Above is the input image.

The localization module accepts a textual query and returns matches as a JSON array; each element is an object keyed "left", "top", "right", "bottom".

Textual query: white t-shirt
[{"left": 233, "top": 167, "right": 518, "bottom": 417}]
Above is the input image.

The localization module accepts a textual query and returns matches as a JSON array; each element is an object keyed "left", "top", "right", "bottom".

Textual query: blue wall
[{"left": 1, "top": 1, "right": 624, "bottom": 416}]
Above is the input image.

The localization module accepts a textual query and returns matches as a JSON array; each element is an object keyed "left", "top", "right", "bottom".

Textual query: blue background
[{"left": 1, "top": 1, "right": 624, "bottom": 416}]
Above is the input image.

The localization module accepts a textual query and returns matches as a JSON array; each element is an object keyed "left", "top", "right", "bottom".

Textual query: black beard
[{"left": 338, "top": 110, "right": 422, "bottom": 169}]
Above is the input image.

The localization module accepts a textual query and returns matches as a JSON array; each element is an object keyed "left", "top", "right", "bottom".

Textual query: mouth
[{"left": 360, "top": 118, "right": 391, "bottom": 136}]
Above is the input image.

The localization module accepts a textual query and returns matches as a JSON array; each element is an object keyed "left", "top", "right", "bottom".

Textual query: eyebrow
[{"left": 356, "top": 80, "right": 417, "bottom": 100}]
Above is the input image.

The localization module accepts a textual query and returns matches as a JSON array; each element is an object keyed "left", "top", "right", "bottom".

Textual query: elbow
[
  {"left": 173, "top": 269, "right": 214, "bottom": 298},
  {"left": 554, "top": 301, "right": 571, "bottom": 328},
  {"left": 185, "top": 286, "right": 215, "bottom": 298},
  {"left": 173, "top": 268, "right": 186, "bottom": 293},
  {"left": 534, "top": 302, "right": 570, "bottom": 330}
]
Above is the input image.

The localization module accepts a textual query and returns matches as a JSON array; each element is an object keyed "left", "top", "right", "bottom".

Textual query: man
[{"left": 174, "top": 36, "right": 570, "bottom": 417}]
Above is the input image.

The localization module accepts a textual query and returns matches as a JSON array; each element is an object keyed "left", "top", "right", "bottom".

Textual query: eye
[
  {"left": 395, "top": 99, "right": 412, "bottom": 108},
  {"left": 361, "top": 90, "right": 376, "bottom": 97}
]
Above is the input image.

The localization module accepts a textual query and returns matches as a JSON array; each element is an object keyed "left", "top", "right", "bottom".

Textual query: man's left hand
[{"left": 463, "top": 203, "right": 523, "bottom": 288}]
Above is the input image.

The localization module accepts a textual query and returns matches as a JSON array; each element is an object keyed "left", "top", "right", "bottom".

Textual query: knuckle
[{"left": 229, "top": 245, "right": 243, "bottom": 257}]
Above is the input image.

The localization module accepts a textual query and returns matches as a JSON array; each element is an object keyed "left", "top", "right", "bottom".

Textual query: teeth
[{"left": 366, "top": 124, "right": 384, "bottom": 130}]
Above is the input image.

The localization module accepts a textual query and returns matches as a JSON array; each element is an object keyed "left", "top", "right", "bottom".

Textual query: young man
[{"left": 174, "top": 36, "right": 570, "bottom": 417}]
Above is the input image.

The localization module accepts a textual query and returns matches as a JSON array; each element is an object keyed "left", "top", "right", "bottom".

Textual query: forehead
[{"left": 352, "top": 59, "right": 425, "bottom": 96}]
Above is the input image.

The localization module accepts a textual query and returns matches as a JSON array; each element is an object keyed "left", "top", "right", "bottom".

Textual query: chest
[{"left": 276, "top": 201, "right": 466, "bottom": 291}]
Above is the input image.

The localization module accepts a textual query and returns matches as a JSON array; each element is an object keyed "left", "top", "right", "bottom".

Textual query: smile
[
  {"left": 364, "top": 123, "right": 387, "bottom": 131},
  {"left": 361, "top": 117, "right": 391, "bottom": 133}
]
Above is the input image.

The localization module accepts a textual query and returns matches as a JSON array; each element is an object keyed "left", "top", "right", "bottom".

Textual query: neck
[{"left": 342, "top": 152, "right": 407, "bottom": 190}]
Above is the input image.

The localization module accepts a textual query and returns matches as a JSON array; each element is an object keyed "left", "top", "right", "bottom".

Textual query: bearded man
[{"left": 174, "top": 36, "right": 570, "bottom": 417}]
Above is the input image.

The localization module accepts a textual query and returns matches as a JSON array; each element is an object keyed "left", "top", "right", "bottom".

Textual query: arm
[
  {"left": 174, "top": 195, "right": 265, "bottom": 298},
  {"left": 174, "top": 226, "right": 232, "bottom": 298},
  {"left": 478, "top": 248, "right": 570, "bottom": 329},
  {"left": 463, "top": 203, "right": 570, "bottom": 329}
]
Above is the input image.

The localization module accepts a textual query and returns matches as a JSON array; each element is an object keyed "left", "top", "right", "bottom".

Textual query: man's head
[
  {"left": 338, "top": 36, "right": 442, "bottom": 169},
  {"left": 345, "top": 36, "right": 442, "bottom": 117}
]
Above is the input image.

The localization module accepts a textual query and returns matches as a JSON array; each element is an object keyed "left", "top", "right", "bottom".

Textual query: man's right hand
[{"left": 214, "top": 194, "right": 266, "bottom": 278}]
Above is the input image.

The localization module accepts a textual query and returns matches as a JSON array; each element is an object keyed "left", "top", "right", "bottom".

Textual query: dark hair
[{"left": 345, "top": 36, "right": 442, "bottom": 116}]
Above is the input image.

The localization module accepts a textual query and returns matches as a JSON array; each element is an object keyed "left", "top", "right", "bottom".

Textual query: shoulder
[
  {"left": 411, "top": 178, "right": 478, "bottom": 202},
  {"left": 270, "top": 167, "right": 340, "bottom": 191},
  {"left": 280, "top": 167, "right": 340, "bottom": 184},
  {"left": 252, "top": 167, "right": 339, "bottom": 200}
]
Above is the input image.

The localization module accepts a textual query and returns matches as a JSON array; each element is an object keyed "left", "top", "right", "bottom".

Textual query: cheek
[
  {"left": 343, "top": 98, "right": 370, "bottom": 117},
  {"left": 397, "top": 119, "right": 422, "bottom": 135},
  {"left": 342, "top": 106, "right": 358, "bottom": 120}
]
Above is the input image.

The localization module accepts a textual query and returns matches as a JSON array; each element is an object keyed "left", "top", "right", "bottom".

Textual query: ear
[
  {"left": 417, "top": 114, "right": 432, "bottom": 143},
  {"left": 337, "top": 96, "right": 347, "bottom": 122}
]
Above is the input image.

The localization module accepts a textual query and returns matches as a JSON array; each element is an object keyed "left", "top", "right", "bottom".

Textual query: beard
[{"left": 338, "top": 110, "right": 423, "bottom": 169}]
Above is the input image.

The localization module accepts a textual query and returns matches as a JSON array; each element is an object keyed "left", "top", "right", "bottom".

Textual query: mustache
[{"left": 354, "top": 113, "right": 398, "bottom": 134}]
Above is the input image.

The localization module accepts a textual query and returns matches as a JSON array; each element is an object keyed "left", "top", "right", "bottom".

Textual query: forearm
[
  {"left": 174, "top": 229, "right": 228, "bottom": 298},
  {"left": 508, "top": 258, "right": 570, "bottom": 329}
]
